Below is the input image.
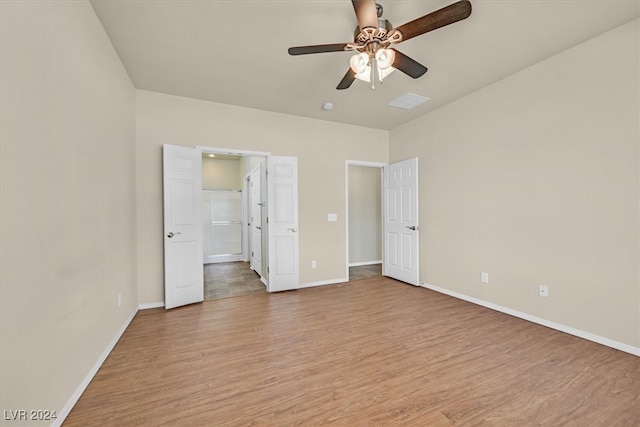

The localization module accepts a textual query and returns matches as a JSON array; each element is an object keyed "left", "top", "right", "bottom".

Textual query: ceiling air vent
[{"left": 389, "top": 93, "right": 430, "bottom": 110}]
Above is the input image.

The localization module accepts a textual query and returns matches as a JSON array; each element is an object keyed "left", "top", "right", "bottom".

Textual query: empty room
[{"left": 1, "top": 1, "right": 638, "bottom": 426}]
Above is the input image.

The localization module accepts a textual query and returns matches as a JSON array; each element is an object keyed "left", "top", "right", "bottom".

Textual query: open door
[
  {"left": 163, "top": 144, "right": 204, "bottom": 309},
  {"left": 249, "top": 166, "right": 263, "bottom": 276},
  {"left": 267, "top": 156, "right": 299, "bottom": 292},
  {"left": 383, "top": 158, "right": 419, "bottom": 285}
]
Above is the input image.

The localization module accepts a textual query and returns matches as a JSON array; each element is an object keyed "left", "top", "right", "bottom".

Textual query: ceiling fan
[{"left": 288, "top": 0, "right": 472, "bottom": 90}]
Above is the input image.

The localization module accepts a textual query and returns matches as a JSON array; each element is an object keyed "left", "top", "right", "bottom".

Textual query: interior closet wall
[{"left": 348, "top": 165, "right": 382, "bottom": 265}]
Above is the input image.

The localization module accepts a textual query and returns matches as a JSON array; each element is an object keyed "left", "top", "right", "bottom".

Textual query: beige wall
[
  {"left": 0, "top": 1, "right": 137, "bottom": 424},
  {"left": 136, "top": 90, "right": 389, "bottom": 303},
  {"left": 202, "top": 157, "right": 242, "bottom": 190},
  {"left": 348, "top": 165, "right": 382, "bottom": 264},
  {"left": 390, "top": 20, "right": 640, "bottom": 348}
]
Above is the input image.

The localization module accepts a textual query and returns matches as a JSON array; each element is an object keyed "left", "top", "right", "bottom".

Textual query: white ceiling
[{"left": 90, "top": 0, "right": 639, "bottom": 130}]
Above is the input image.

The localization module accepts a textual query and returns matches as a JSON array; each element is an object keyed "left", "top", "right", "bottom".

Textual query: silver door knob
[
  {"left": 405, "top": 226, "right": 417, "bottom": 231},
  {"left": 167, "top": 232, "right": 182, "bottom": 238},
  {"left": 287, "top": 227, "right": 297, "bottom": 232}
]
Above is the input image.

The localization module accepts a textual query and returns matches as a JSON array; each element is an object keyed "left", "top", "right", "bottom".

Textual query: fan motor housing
[{"left": 353, "top": 18, "right": 392, "bottom": 42}]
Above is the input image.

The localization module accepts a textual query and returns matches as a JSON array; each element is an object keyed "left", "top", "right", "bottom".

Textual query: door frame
[
  {"left": 344, "top": 160, "right": 386, "bottom": 281},
  {"left": 199, "top": 146, "right": 269, "bottom": 265},
  {"left": 195, "top": 145, "right": 299, "bottom": 292},
  {"left": 247, "top": 164, "right": 263, "bottom": 278},
  {"left": 242, "top": 174, "right": 250, "bottom": 262}
]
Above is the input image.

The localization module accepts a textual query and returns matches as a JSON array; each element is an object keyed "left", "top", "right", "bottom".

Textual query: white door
[
  {"left": 383, "top": 158, "right": 419, "bottom": 285},
  {"left": 249, "top": 166, "right": 262, "bottom": 276},
  {"left": 267, "top": 156, "right": 299, "bottom": 292},
  {"left": 163, "top": 144, "right": 204, "bottom": 309}
]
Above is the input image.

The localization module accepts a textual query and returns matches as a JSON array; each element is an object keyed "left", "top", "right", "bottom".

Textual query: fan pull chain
[{"left": 370, "top": 57, "right": 376, "bottom": 90}]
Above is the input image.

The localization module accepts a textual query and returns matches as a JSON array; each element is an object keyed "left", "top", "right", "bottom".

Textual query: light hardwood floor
[{"left": 64, "top": 277, "right": 639, "bottom": 426}]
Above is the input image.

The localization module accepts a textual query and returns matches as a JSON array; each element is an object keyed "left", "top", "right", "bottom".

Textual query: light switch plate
[{"left": 328, "top": 213, "right": 337, "bottom": 222}]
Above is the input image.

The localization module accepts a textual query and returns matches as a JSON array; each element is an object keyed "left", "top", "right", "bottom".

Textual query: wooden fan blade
[
  {"left": 352, "top": 0, "right": 378, "bottom": 30},
  {"left": 390, "top": 49, "right": 428, "bottom": 79},
  {"left": 337, "top": 68, "right": 357, "bottom": 90},
  {"left": 392, "top": 0, "right": 471, "bottom": 42},
  {"left": 288, "top": 43, "right": 349, "bottom": 55}
]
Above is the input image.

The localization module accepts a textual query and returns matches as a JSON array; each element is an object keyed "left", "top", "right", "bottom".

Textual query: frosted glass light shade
[
  {"left": 349, "top": 52, "right": 369, "bottom": 74},
  {"left": 375, "top": 48, "right": 395, "bottom": 69}
]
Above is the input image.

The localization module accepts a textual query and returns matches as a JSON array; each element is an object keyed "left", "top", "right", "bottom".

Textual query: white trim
[
  {"left": 345, "top": 160, "right": 386, "bottom": 281},
  {"left": 349, "top": 260, "right": 382, "bottom": 267},
  {"left": 298, "top": 278, "right": 348, "bottom": 289},
  {"left": 204, "top": 254, "right": 243, "bottom": 264},
  {"left": 242, "top": 174, "right": 250, "bottom": 262},
  {"left": 196, "top": 146, "right": 270, "bottom": 157},
  {"left": 139, "top": 301, "right": 165, "bottom": 310},
  {"left": 420, "top": 282, "right": 640, "bottom": 357},
  {"left": 53, "top": 307, "right": 138, "bottom": 427},
  {"left": 346, "top": 160, "right": 387, "bottom": 168}
]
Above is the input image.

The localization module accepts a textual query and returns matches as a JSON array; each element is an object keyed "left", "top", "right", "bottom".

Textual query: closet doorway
[
  {"left": 346, "top": 161, "right": 384, "bottom": 281},
  {"left": 201, "top": 152, "right": 267, "bottom": 300}
]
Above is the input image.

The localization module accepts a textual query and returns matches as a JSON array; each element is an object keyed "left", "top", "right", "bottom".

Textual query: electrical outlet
[
  {"left": 311, "top": 260, "right": 317, "bottom": 269},
  {"left": 481, "top": 272, "right": 489, "bottom": 284},
  {"left": 538, "top": 284, "right": 549, "bottom": 298}
]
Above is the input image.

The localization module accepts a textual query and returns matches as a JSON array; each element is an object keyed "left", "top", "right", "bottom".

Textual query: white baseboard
[
  {"left": 298, "top": 278, "right": 348, "bottom": 289},
  {"left": 420, "top": 282, "right": 640, "bottom": 357},
  {"left": 349, "top": 260, "right": 382, "bottom": 267},
  {"left": 138, "top": 301, "right": 165, "bottom": 310},
  {"left": 53, "top": 306, "right": 138, "bottom": 427},
  {"left": 203, "top": 254, "right": 243, "bottom": 264}
]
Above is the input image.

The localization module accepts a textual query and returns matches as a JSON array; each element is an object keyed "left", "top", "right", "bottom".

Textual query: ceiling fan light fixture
[
  {"left": 288, "top": 0, "right": 472, "bottom": 90},
  {"left": 349, "top": 52, "right": 370, "bottom": 74},
  {"left": 375, "top": 48, "right": 395, "bottom": 70},
  {"left": 354, "top": 65, "right": 395, "bottom": 83}
]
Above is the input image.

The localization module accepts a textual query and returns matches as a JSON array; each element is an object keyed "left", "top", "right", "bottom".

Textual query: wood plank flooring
[{"left": 64, "top": 277, "right": 640, "bottom": 426}]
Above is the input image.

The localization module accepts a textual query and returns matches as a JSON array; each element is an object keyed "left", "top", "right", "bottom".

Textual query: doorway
[
  {"left": 345, "top": 159, "right": 420, "bottom": 285},
  {"left": 164, "top": 145, "right": 300, "bottom": 308},
  {"left": 346, "top": 161, "right": 385, "bottom": 281},
  {"left": 201, "top": 152, "right": 267, "bottom": 299}
]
